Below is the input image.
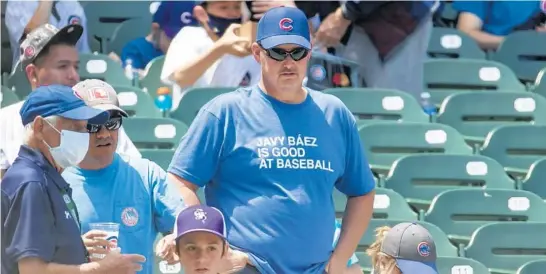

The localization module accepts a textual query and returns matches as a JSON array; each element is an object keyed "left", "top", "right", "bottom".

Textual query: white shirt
[
  {"left": 0, "top": 101, "right": 141, "bottom": 171},
  {"left": 160, "top": 26, "right": 261, "bottom": 110},
  {"left": 5, "top": 0, "right": 91, "bottom": 70}
]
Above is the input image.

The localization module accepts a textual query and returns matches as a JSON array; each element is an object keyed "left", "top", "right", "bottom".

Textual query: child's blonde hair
[{"left": 366, "top": 226, "right": 400, "bottom": 274}]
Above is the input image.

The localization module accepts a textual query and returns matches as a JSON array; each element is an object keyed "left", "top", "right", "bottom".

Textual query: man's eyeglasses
[
  {"left": 260, "top": 44, "right": 310, "bottom": 62},
  {"left": 87, "top": 117, "right": 122, "bottom": 134}
]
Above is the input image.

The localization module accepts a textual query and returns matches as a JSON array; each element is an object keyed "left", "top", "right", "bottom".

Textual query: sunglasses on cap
[
  {"left": 259, "top": 44, "right": 309, "bottom": 62},
  {"left": 87, "top": 117, "right": 122, "bottom": 134}
]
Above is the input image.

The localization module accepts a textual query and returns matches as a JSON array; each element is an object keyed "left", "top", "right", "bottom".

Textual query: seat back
[
  {"left": 325, "top": 88, "right": 429, "bottom": 125},
  {"left": 436, "top": 256, "right": 490, "bottom": 274},
  {"left": 333, "top": 188, "right": 416, "bottom": 220},
  {"left": 492, "top": 31, "right": 546, "bottom": 83},
  {"left": 139, "top": 56, "right": 165, "bottom": 97},
  {"left": 480, "top": 125, "right": 546, "bottom": 170},
  {"left": 109, "top": 17, "right": 153, "bottom": 56},
  {"left": 437, "top": 92, "right": 546, "bottom": 140},
  {"left": 522, "top": 158, "right": 546, "bottom": 199},
  {"left": 385, "top": 154, "right": 514, "bottom": 203},
  {"left": 78, "top": 53, "right": 132, "bottom": 86},
  {"left": 139, "top": 149, "right": 175, "bottom": 171},
  {"left": 465, "top": 222, "right": 546, "bottom": 271},
  {"left": 0, "top": 85, "right": 20, "bottom": 108},
  {"left": 358, "top": 122, "right": 472, "bottom": 167},
  {"left": 517, "top": 259, "right": 546, "bottom": 274},
  {"left": 533, "top": 68, "right": 546, "bottom": 98},
  {"left": 6, "top": 61, "right": 32, "bottom": 99},
  {"left": 425, "top": 189, "right": 546, "bottom": 239},
  {"left": 113, "top": 85, "right": 162, "bottom": 118},
  {"left": 170, "top": 87, "right": 235, "bottom": 126},
  {"left": 424, "top": 59, "right": 525, "bottom": 106},
  {"left": 123, "top": 117, "right": 188, "bottom": 149},
  {"left": 427, "top": 27, "right": 485, "bottom": 59}
]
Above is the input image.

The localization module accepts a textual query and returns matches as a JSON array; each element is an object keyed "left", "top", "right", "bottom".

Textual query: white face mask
[{"left": 43, "top": 120, "right": 90, "bottom": 168}]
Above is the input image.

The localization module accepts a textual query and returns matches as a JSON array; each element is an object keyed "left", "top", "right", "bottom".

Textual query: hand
[
  {"left": 218, "top": 248, "right": 251, "bottom": 274},
  {"left": 250, "top": 0, "right": 297, "bottom": 20},
  {"left": 314, "top": 8, "right": 352, "bottom": 48},
  {"left": 536, "top": 25, "right": 546, "bottom": 32},
  {"left": 81, "top": 249, "right": 146, "bottom": 274},
  {"left": 217, "top": 24, "right": 252, "bottom": 57},
  {"left": 325, "top": 255, "right": 347, "bottom": 274},
  {"left": 82, "top": 230, "right": 114, "bottom": 261},
  {"left": 155, "top": 234, "right": 179, "bottom": 265}
]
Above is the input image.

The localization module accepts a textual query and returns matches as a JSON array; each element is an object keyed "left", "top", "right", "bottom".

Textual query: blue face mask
[{"left": 207, "top": 14, "right": 241, "bottom": 37}]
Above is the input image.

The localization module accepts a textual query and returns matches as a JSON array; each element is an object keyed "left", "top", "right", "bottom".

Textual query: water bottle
[
  {"left": 420, "top": 92, "right": 437, "bottom": 116},
  {"left": 124, "top": 59, "right": 139, "bottom": 86},
  {"left": 154, "top": 87, "right": 172, "bottom": 117}
]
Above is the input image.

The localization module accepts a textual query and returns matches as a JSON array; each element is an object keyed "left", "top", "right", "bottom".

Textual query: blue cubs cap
[
  {"left": 19, "top": 85, "right": 110, "bottom": 126},
  {"left": 256, "top": 6, "right": 311, "bottom": 49},
  {"left": 153, "top": 1, "right": 197, "bottom": 39},
  {"left": 381, "top": 223, "right": 439, "bottom": 274},
  {"left": 174, "top": 205, "right": 226, "bottom": 242}
]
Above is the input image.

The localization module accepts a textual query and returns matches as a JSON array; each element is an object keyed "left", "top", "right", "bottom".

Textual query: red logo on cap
[
  {"left": 24, "top": 46, "right": 35, "bottom": 58},
  {"left": 89, "top": 88, "right": 109, "bottom": 101},
  {"left": 279, "top": 18, "right": 293, "bottom": 31}
]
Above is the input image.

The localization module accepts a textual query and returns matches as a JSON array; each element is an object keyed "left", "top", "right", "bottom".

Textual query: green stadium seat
[
  {"left": 464, "top": 222, "right": 546, "bottom": 274},
  {"left": 358, "top": 122, "right": 472, "bottom": 175},
  {"left": 425, "top": 189, "right": 546, "bottom": 246},
  {"left": 428, "top": 28, "right": 485, "bottom": 59},
  {"left": 112, "top": 85, "right": 162, "bottom": 118},
  {"left": 124, "top": 117, "right": 187, "bottom": 149},
  {"left": 492, "top": 31, "right": 546, "bottom": 84},
  {"left": 139, "top": 149, "right": 174, "bottom": 171},
  {"left": 6, "top": 61, "right": 32, "bottom": 99},
  {"left": 355, "top": 219, "right": 457, "bottom": 272},
  {"left": 533, "top": 68, "right": 546, "bottom": 98},
  {"left": 521, "top": 158, "right": 546, "bottom": 199},
  {"left": 384, "top": 154, "right": 515, "bottom": 212},
  {"left": 324, "top": 88, "right": 429, "bottom": 125},
  {"left": 78, "top": 53, "right": 132, "bottom": 86},
  {"left": 1, "top": 85, "right": 20, "bottom": 107},
  {"left": 517, "top": 259, "right": 546, "bottom": 274},
  {"left": 170, "top": 87, "right": 235, "bottom": 126},
  {"left": 109, "top": 18, "right": 152, "bottom": 56},
  {"left": 437, "top": 92, "right": 546, "bottom": 146},
  {"left": 333, "top": 188, "right": 417, "bottom": 220},
  {"left": 436, "top": 256, "right": 490, "bottom": 274},
  {"left": 437, "top": 2, "right": 458, "bottom": 27},
  {"left": 140, "top": 56, "right": 165, "bottom": 97},
  {"left": 479, "top": 125, "right": 546, "bottom": 177},
  {"left": 424, "top": 59, "right": 525, "bottom": 107}
]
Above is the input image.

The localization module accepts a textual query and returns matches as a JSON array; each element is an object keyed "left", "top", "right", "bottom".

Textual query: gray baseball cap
[
  {"left": 72, "top": 79, "right": 128, "bottom": 117},
  {"left": 20, "top": 23, "right": 83, "bottom": 68},
  {"left": 381, "top": 222, "right": 438, "bottom": 274}
]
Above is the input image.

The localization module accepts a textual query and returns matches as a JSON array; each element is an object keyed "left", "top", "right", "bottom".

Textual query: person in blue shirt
[
  {"left": 165, "top": 6, "right": 375, "bottom": 274},
  {"left": 1, "top": 85, "right": 145, "bottom": 273},
  {"left": 120, "top": 1, "right": 197, "bottom": 70},
  {"left": 61, "top": 79, "right": 186, "bottom": 274},
  {"left": 453, "top": 1, "right": 545, "bottom": 50}
]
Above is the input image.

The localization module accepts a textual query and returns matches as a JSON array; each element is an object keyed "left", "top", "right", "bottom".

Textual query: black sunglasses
[
  {"left": 260, "top": 44, "right": 310, "bottom": 62},
  {"left": 87, "top": 117, "right": 123, "bottom": 134}
]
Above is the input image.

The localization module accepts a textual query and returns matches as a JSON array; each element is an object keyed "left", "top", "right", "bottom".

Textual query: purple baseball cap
[
  {"left": 174, "top": 205, "right": 226, "bottom": 241},
  {"left": 153, "top": 1, "right": 197, "bottom": 39}
]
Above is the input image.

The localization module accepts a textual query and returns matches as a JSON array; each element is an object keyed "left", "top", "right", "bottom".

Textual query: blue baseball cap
[
  {"left": 153, "top": 1, "right": 197, "bottom": 39},
  {"left": 256, "top": 6, "right": 311, "bottom": 49},
  {"left": 174, "top": 205, "right": 226, "bottom": 242},
  {"left": 19, "top": 85, "right": 110, "bottom": 126}
]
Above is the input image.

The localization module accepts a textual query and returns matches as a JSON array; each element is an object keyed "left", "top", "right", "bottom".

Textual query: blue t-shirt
[
  {"left": 168, "top": 86, "right": 375, "bottom": 274},
  {"left": 121, "top": 37, "right": 164, "bottom": 69},
  {"left": 63, "top": 154, "right": 186, "bottom": 274},
  {"left": 452, "top": 1, "right": 542, "bottom": 36}
]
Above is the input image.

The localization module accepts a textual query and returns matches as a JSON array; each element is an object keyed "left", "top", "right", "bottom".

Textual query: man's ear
[
  {"left": 25, "top": 64, "right": 38, "bottom": 83},
  {"left": 33, "top": 116, "right": 45, "bottom": 140},
  {"left": 251, "top": 42, "right": 261, "bottom": 63}
]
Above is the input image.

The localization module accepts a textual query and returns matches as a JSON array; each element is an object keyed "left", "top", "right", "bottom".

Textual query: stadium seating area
[{"left": 1, "top": 1, "right": 546, "bottom": 274}]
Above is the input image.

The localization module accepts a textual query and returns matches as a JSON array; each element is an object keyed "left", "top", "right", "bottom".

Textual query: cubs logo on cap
[
  {"left": 256, "top": 7, "right": 311, "bottom": 49},
  {"left": 417, "top": 242, "right": 431, "bottom": 257},
  {"left": 23, "top": 46, "right": 35, "bottom": 58},
  {"left": 279, "top": 18, "right": 293, "bottom": 31}
]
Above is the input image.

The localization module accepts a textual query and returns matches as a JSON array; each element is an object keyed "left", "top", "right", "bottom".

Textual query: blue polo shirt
[
  {"left": 62, "top": 153, "right": 186, "bottom": 274},
  {"left": 452, "top": 1, "right": 541, "bottom": 36},
  {"left": 1, "top": 146, "right": 87, "bottom": 273},
  {"left": 168, "top": 86, "right": 375, "bottom": 274}
]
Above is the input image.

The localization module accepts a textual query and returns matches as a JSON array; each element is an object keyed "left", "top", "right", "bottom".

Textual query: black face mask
[{"left": 207, "top": 14, "right": 242, "bottom": 37}]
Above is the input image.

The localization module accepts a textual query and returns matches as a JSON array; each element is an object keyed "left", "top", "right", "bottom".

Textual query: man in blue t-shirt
[
  {"left": 61, "top": 79, "right": 186, "bottom": 274},
  {"left": 166, "top": 6, "right": 375, "bottom": 274}
]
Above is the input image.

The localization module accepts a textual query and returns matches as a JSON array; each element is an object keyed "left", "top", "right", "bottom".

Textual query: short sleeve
[
  {"left": 2, "top": 182, "right": 56, "bottom": 263},
  {"left": 167, "top": 109, "right": 225, "bottom": 187},
  {"left": 335, "top": 114, "right": 375, "bottom": 197},
  {"left": 149, "top": 162, "right": 186, "bottom": 233},
  {"left": 452, "top": 1, "right": 488, "bottom": 20},
  {"left": 160, "top": 27, "right": 202, "bottom": 85}
]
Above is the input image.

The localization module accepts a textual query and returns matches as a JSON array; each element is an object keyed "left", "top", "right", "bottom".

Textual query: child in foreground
[{"left": 366, "top": 223, "right": 439, "bottom": 274}]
